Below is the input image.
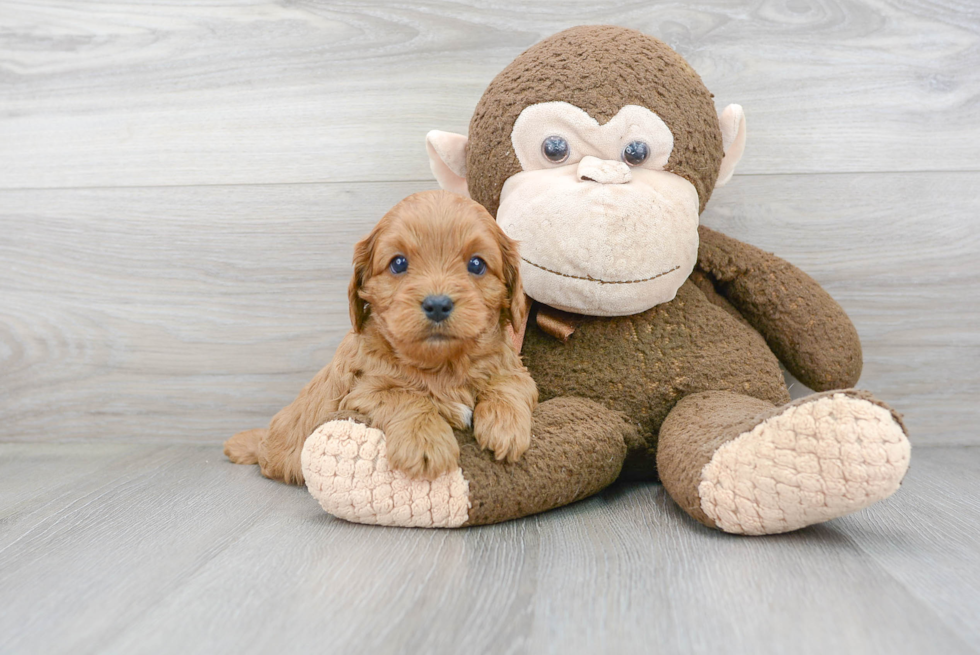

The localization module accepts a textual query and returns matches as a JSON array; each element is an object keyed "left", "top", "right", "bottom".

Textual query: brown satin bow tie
[{"left": 506, "top": 296, "right": 580, "bottom": 353}]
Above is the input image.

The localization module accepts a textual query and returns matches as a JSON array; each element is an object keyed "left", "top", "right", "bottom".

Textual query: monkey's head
[{"left": 426, "top": 26, "right": 746, "bottom": 317}]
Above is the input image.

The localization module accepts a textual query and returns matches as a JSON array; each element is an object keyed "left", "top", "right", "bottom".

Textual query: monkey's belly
[{"left": 521, "top": 280, "right": 790, "bottom": 476}]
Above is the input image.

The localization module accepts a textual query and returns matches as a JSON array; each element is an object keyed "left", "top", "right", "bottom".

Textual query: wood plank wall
[{"left": 1, "top": 1, "right": 977, "bottom": 444}]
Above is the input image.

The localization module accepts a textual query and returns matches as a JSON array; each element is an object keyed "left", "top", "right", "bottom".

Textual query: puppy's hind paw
[{"left": 224, "top": 428, "right": 265, "bottom": 465}]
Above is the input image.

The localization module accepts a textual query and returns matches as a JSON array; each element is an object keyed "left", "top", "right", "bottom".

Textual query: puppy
[{"left": 225, "top": 190, "right": 538, "bottom": 482}]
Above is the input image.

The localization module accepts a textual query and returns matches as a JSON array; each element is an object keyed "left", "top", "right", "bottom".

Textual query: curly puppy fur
[{"left": 225, "top": 190, "right": 538, "bottom": 482}]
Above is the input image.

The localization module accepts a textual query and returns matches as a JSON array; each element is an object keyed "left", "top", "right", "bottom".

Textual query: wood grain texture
[
  {"left": 836, "top": 446, "right": 980, "bottom": 648},
  {"left": 0, "top": 0, "right": 978, "bottom": 189},
  {"left": 0, "top": 443, "right": 977, "bottom": 655},
  {"left": 1, "top": 172, "right": 976, "bottom": 444}
]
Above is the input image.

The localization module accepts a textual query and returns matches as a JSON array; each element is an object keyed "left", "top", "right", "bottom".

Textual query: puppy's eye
[
  {"left": 542, "top": 136, "right": 569, "bottom": 164},
  {"left": 389, "top": 255, "right": 408, "bottom": 274},
  {"left": 622, "top": 140, "right": 650, "bottom": 166},
  {"left": 467, "top": 256, "right": 487, "bottom": 276}
]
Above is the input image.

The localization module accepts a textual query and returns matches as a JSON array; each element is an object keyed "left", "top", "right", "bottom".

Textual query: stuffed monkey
[{"left": 299, "top": 25, "right": 911, "bottom": 534}]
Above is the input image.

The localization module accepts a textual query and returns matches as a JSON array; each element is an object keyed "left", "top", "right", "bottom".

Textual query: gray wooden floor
[
  {"left": 2, "top": 1, "right": 979, "bottom": 653},
  {"left": 0, "top": 444, "right": 978, "bottom": 655}
]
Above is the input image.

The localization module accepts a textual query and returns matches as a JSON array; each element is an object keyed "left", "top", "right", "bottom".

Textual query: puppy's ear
[
  {"left": 349, "top": 230, "right": 377, "bottom": 333},
  {"left": 496, "top": 226, "right": 526, "bottom": 331}
]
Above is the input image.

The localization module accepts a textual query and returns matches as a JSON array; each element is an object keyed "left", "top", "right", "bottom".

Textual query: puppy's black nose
[{"left": 422, "top": 295, "right": 454, "bottom": 323}]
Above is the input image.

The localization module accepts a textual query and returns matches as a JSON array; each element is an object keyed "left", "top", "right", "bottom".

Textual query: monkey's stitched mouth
[{"left": 520, "top": 257, "right": 680, "bottom": 285}]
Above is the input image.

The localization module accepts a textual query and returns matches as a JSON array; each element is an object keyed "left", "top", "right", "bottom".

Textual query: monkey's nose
[
  {"left": 422, "top": 295, "right": 454, "bottom": 323},
  {"left": 577, "top": 155, "right": 632, "bottom": 184}
]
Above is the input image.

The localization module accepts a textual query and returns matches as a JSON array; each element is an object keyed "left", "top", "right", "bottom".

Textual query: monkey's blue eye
[
  {"left": 467, "top": 256, "right": 487, "bottom": 275},
  {"left": 622, "top": 141, "right": 650, "bottom": 166},
  {"left": 389, "top": 255, "right": 408, "bottom": 274},
  {"left": 542, "top": 136, "right": 569, "bottom": 164}
]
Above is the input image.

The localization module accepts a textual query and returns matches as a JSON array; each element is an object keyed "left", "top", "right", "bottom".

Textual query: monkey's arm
[{"left": 695, "top": 225, "right": 862, "bottom": 391}]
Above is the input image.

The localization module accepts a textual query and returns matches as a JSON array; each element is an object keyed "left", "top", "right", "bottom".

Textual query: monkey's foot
[
  {"left": 696, "top": 391, "right": 911, "bottom": 535},
  {"left": 301, "top": 398, "right": 632, "bottom": 528}
]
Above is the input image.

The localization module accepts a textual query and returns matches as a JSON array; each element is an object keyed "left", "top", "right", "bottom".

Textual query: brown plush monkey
[{"left": 300, "top": 25, "right": 911, "bottom": 534}]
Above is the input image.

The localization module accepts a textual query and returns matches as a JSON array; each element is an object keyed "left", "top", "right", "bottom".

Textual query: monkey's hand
[{"left": 696, "top": 225, "right": 862, "bottom": 391}]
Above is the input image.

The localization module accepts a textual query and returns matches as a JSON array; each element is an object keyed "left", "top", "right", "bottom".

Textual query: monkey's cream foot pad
[
  {"left": 698, "top": 393, "right": 911, "bottom": 536},
  {"left": 302, "top": 420, "right": 471, "bottom": 528}
]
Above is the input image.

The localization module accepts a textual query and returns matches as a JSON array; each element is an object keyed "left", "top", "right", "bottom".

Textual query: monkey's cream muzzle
[
  {"left": 497, "top": 163, "right": 700, "bottom": 317},
  {"left": 491, "top": 101, "right": 700, "bottom": 317}
]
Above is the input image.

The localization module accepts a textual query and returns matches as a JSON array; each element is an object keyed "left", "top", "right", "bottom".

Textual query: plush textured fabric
[
  {"left": 467, "top": 25, "right": 724, "bottom": 216},
  {"left": 302, "top": 400, "right": 630, "bottom": 527},
  {"left": 534, "top": 303, "right": 579, "bottom": 342},
  {"left": 657, "top": 390, "right": 910, "bottom": 534},
  {"left": 696, "top": 226, "right": 863, "bottom": 391},
  {"left": 699, "top": 391, "right": 910, "bottom": 535},
  {"left": 715, "top": 104, "right": 746, "bottom": 187},
  {"left": 574, "top": 156, "right": 633, "bottom": 184},
  {"left": 302, "top": 412, "right": 471, "bottom": 528},
  {"left": 520, "top": 280, "right": 791, "bottom": 480},
  {"left": 496, "top": 164, "right": 699, "bottom": 316},
  {"left": 656, "top": 391, "right": 778, "bottom": 528},
  {"left": 461, "top": 396, "right": 632, "bottom": 526},
  {"left": 687, "top": 268, "right": 755, "bottom": 329}
]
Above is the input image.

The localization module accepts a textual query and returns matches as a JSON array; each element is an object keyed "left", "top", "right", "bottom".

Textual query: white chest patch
[{"left": 453, "top": 403, "right": 474, "bottom": 429}]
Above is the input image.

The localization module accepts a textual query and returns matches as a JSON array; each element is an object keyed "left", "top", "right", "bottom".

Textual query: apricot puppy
[{"left": 225, "top": 190, "right": 538, "bottom": 482}]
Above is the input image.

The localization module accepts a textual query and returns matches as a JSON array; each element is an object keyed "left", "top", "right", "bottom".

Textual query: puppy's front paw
[
  {"left": 473, "top": 399, "right": 532, "bottom": 463},
  {"left": 386, "top": 413, "right": 460, "bottom": 481}
]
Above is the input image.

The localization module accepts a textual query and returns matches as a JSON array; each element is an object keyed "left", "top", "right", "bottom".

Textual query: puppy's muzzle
[{"left": 422, "top": 295, "right": 454, "bottom": 323}]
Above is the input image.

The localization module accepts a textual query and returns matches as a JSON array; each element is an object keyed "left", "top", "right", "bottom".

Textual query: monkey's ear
[
  {"left": 715, "top": 104, "right": 746, "bottom": 188},
  {"left": 425, "top": 130, "right": 471, "bottom": 198},
  {"left": 348, "top": 231, "right": 376, "bottom": 333}
]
